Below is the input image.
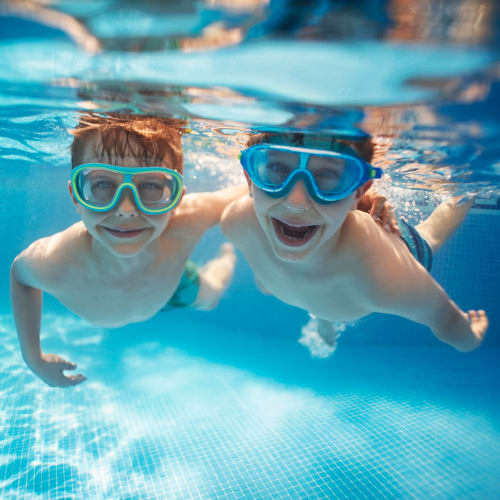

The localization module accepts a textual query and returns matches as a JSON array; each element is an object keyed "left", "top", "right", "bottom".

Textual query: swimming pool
[{"left": 0, "top": 2, "right": 499, "bottom": 499}]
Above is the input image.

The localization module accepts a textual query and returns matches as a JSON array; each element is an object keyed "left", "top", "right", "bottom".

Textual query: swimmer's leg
[
  {"left": 415, "top": 197, "right": 474, "bottom": 253},
  {"left": 193, "top": 243, "right": 237, "bottom": 311}
]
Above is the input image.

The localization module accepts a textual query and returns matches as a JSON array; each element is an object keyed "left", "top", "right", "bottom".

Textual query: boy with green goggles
[{"left": 10, "top": 114, "right": 247, "bottom": 388}]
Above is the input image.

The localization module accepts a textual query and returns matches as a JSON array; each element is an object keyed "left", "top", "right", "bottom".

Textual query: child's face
[
  {"left": 70, "top": 142, "right": 183, "bottom": 258},
  {"left": 251, "top": 178, "right": 357, "bottom": 263}
]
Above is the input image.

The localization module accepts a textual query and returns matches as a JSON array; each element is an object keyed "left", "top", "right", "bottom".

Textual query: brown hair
[
  {"left": 245, "top": 132, "right": 374, "bottom": 163},
  {"left": 70, "top": 113, "right": 186, "bottom": 172}
]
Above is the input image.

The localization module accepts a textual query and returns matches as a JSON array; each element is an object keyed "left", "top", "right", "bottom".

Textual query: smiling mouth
[
  {"left": 271, "top": 218, "right": 320, "bottom": 247},
  {"left": 103, "top": 227, "right": 148, "bottom": 239}
]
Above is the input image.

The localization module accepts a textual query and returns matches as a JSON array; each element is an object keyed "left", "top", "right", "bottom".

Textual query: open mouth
[
  {"left": 103, "top": 227, "right": 147, "bottom": 239},
  {"left": 271, "top": 218, "right": 320, "bottom": 247}
]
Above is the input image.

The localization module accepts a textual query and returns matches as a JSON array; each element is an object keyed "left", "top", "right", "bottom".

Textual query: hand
[
  {"left": 467, "top": 310, "right": 488, "bottom": 347},
  {"left": 357, "top": 190, "right": 401, "bottom": 236},
  {"left": 29, "top": 353, "right": 86, "bottom": 388}
]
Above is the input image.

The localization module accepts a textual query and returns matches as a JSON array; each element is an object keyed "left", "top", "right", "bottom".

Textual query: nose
[
  {"left": 114, "top": 188, "right": 139, "bottom": 217},
  {"left": 283, "top": 179, "right": 311, "bottom": 211}
]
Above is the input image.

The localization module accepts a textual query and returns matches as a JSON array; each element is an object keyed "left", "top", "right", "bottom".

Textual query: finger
[
  {"left": 381, "top": 205, "right": 391, "bottom": 227},
  {"left": 59, "top": 374, "right": 86, "bottom": 388},
  {"left": 60, "top": 361, "right": 77, "bottom": 371},
  {"left": 357, "top": 197, "right": 369, "bottom": 212},
  {"left": 391, "top": 213, "right": 402, "bottom": 236},
  {"left": 379, "top": 206, "right": 393, "bottom": 232},
  {"left": 67, "top": 374, "right": 87, "bottom": 385},
  {"left": 478, "top": 310, "right": 489, "bottom": 327},
  {"left": 369, "top": 198, "right": 385, "bottom": 218},
  {"left": 468, "top": 310, "right": 478, "bottom": 321}
]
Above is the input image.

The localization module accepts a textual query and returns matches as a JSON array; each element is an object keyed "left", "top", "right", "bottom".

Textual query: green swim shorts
[{"left": 162, "top": 260, "right": 200, "bottom": 310}]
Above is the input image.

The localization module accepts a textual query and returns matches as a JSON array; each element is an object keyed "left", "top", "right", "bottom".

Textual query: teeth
[{"left": 278, "top": 220, "right": 313, "bottom": 240}]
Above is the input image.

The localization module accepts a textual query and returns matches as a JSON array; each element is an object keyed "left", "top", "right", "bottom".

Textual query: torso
[
  {"left": 50, "top": 236, "right": 191, "bottom": 327},
  {"left": 34, "top": 205, "right": 205, "bottom": 328},
  {"left": 224, "top": 197, "right": 417, "bottom": 322}
]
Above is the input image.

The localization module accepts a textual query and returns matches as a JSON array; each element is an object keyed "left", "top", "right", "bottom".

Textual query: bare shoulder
[
  {"left": 221, "top": 195, "right": 256, "bottom": 241},
  {"left": 12, "top": 223, "right": 89, "bottom": 289},
  {"left": 164, "top": 194, "right": 207, "bottom": 238},
  {"left": 337, "top": 211, "right": 384, "bottom": 261},
  {"left": 344, "top": 211, "right": 436, "bottom": 308}
]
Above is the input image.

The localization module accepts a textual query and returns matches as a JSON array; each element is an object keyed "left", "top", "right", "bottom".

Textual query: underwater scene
[{"left": 0, "top": 1, "right": 499, "bottom": 498}]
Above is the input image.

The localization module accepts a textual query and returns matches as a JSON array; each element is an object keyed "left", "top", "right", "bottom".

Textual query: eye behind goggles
[
  {"left": 71, "top": 164, "right": 184, "bottom": 215},
  {"left": 240, "top": 144, "right": 382, "bottom": 203}
]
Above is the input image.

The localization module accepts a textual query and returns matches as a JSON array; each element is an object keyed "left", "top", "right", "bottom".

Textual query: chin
[
  {"left": 269, "top": 239, "right": 314, "bottom": 263},
  {"left": 107, "top": 243, "right": 149, "bottom": 258}
]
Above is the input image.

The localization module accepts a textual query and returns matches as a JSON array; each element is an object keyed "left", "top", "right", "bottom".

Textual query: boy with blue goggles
[
  {"left": 222, "top": 132, "right": 486, "bottom": 358},
  {"left": 240, "top": 143, "right": 382, "bottom": 204}
]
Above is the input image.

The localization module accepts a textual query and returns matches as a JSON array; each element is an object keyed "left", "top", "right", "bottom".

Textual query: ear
[
  {"left": 354, "top": 180, "right": 373, "bottom": 200},
  {"left": 243, "top": 171, "right": 253, "bottom": 197},
  {"left": 351, "top": 180, "right": 373, "bottom": 210},
  {"left": 179, "top": 185, "right": 187, "bottom": 202},
  {"left": 68, "top": 180, "right": 81, "bottom": 211}
]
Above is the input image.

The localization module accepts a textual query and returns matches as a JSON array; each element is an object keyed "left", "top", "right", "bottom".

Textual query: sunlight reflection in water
[{"left": 0, "top": 314, "right": 499, "bottom": 498}]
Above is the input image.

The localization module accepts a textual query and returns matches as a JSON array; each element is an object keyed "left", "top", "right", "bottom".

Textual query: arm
[
  {"left": 356, "top": 189, "right": 401, "bottom": 236},
  {"left": 10, "top": 251, "right": 86, "bottom": 387},
  {"left": 369, "top": 254, "right": 487, "bottom": 352},
  {"left": 189, "top": 184, "right": 248, "bottom": 229}
]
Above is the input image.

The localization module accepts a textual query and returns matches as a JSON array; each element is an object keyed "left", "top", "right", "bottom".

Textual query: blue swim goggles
[
  {"left": 71, "top": 164, "right": 184, "bottom": 215},
  {"left": 240, "top": 144, "right": 382, "bottom": 203}
]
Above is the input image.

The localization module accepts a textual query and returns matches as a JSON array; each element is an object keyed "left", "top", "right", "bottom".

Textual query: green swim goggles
[
  {"left": 71, "top": 164, "right": 184, "bottom": 215},
  {"left": 240, "top": 144, "right": 382, "bottom": 204}
]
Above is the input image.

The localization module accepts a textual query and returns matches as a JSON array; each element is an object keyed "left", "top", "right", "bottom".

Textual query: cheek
[
  {"left": 319, "top": 196, "right": 354, "bottom": 220},
  {"left": 252, "top": 187, "right": 274, "bottom": 212},
  {"left": 148, "top": 214, "right": 171, "bottom": 231},
  {"left": 80, "top": 209, "right": 107, "bottom": 226}
]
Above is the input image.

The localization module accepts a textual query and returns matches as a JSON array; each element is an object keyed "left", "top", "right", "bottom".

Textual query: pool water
[{"left": 0, "top": 2, "right": 499, "bottom": 499}]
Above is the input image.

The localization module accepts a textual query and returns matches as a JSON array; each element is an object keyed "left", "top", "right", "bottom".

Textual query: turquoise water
[{"left": 1, "top": 2, "right": 500, "bottom": 499}]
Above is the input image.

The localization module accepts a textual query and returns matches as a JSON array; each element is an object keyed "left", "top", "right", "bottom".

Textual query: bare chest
[
  {"left": 242, "top": 240, "right": 371, "bottom": 322},
  {"left": 50, "top": 262, "right": 185, "bottom": 327}
]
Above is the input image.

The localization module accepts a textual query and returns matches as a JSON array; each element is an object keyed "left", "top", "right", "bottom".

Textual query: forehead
[
  {"left": 78, "top": 131, "right": 177, "bottom": 169},
  {"left": 264, "top": 145, "right": 345, "bottom": 162},
  {"left": 265, "top": 134, "right": 360, "bottom": 158}
]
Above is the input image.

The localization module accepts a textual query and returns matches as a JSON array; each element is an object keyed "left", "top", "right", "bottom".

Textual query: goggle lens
[
  {"left": 73, "top": 166, "right": 182, "bottom": 213},
  {"left": 250, "top": 148, "right": 354, "bottom": 196}
]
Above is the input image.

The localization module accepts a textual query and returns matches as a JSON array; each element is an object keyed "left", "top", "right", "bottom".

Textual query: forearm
[
  {"left": 207, "top": 184, "right": 248, "bottom": 226},
  {"left": 10, "top": 267, "right": 43, "bottom": 367},
  {"left": 378, "top": 272, "right": 482, "bottom": 352}
]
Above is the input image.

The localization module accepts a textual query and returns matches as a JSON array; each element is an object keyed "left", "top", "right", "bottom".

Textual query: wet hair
[
  {"left": 245, "top": 132, "right": 374, "bottom": 163},
  {"left": 70, "top": 113, "right": 186, "bottom": 173}
]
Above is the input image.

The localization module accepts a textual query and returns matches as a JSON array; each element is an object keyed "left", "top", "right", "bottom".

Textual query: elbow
[{"left": 10, "top": 258, "right": 20, "bottom": 283}]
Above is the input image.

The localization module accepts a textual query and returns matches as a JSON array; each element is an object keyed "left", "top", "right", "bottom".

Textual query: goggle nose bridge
[
  {"left": 108, "top": 182, "right": 142, "bottom": 211},
  {"left": 274, "top": 169, "right": 322, "bottom": 202},
  {"left": 72, "top": 164, "right": 184, "bottom": 215}
]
